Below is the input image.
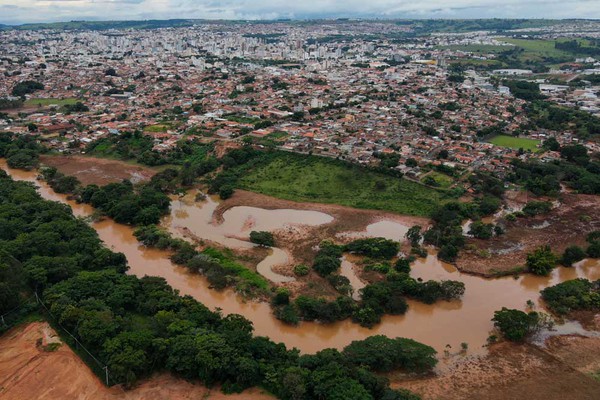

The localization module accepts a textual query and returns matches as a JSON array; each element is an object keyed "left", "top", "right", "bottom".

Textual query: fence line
[
  {"left": 34, "top": 291, "right": 116, "bottom": 385},
  {"left": 1, "top": 291, "right": 120, "bottom": 386},
  {"left": 0, "top": 304, "right": 26, "bottom": 326}
]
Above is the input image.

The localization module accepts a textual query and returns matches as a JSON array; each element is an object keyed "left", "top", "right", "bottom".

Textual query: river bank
[{"left": 2, "top": 158, "right": 599, "bottom": 357}]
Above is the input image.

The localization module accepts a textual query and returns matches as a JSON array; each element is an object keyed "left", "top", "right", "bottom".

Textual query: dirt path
[
  {"left": 40, "top": 155, "right": 157, "bottom": 186},
  {"left": 392, "top": 338, "right": 600, "bottom": 400},
  {"left": 0, "top": 322, "right": 274, "bottom": 400}
]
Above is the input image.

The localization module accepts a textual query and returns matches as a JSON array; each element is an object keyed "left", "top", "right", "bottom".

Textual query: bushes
[
  {"left": 342, "top": 335, "right": 437, "bottom": 373},
  {"left": 293, "top": 264, "right": 310, "bottom": 276},
  {"left": 344, "top": 238, "right": 399, "bottom": 259},
  {"left": 526, "top": 245, "right": 557, "bottom": 276},
  {"left": 79, "top": 180, "right": 170, "bottom": 225},
  {"left": 249, "top": 231, "right": 274, "bottom": 247},
  {"left": 522, "top": 201, "right": 552, "bottom": 216},
  {"left": 351, "top": 273, "right": 465, "bottom": 328},
  {"left": 312, "top": 241, "right": 343, "bottom": 276},
  {"left": 560, "top": 246, "right": 587, "bottom": 267},
  {"left": 586, "top": 231, "right": 600, "bottom": 258},
  {"left": 468, "top": 221, "right": 494, "bottom": 239},
  {"left": 313, "top": 255, "right": 341, "bottom": 276},
  {"left": 12, "top": 80, "right": 44, "bottom": 97},
  {"left": 492, "top": 308, "right": 541, "bottom": 342},
  {"left": 541, "top": 279, "right": 600, "bottom": 315},
  {"left": 293, "top": 295, "right": 355, "bottom": 323}
]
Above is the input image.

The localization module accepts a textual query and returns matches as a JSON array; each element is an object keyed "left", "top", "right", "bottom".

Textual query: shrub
[
  {"left": 345, "top": 238, "right": 399, "bottom": 259},
  {"left": 526, "top": 245, "right": 557, "bottom": 276},
  {"left": 249, "top": 231, "right": 275, "bottom": 247},
  {"left": 523, "top": 201, "right": 553, "bottom": 216},
  {"left": 313, "top": 255, "right": 341, "bottom": 276},
  {"left": 293, "top": 264, "right": 310, "bottom": 276},
  {"left": 560, "top": 246, "right": 586, "bottom": 267},
  {"left": 541, "top": 279, "right": 600, "bottom": 315},
  {"left": 492, "top": 308, "right": 540, "bottom": 342},
  {"left": 468, "top": 221, "right": 494, "bottom": 239}
]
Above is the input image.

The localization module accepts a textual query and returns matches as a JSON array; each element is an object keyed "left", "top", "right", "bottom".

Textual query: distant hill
[
  {"left": 0, "top": 18, "right": 595, "bottom": 33},
  {"left": 5, "top": 19, "right": 195, "bottom": 31}
]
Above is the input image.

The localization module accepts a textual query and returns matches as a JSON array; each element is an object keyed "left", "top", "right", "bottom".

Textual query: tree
[
  {"left": 492, "top": 307, "right": 540, "bottom": 342},
  {"left": 405, "top": 158, "right": 418, "bottom": 168},
  {"left": 560, "top": 144, "right": 589, "bottom": 165},
  {"left": 541, "top": 279, "right": 600, "bottom": 315},
  {"left": 249, "top": 231, "right": 275, "bottom": 247},
  {"left": 313, "top": 255, "right": 341, "bottom": 276},
  {"left": 542, "top": 137, "right": 560, "bottom": 151},
  {"left": 405, "top": 225, "right": 422, "bottom": 247},
  {"left": 468, "top": 221, "right": 494, "bottom": 239},
  {"left": 345, "top": 238, "right": 399, "bottom": 259},
  {"left": 560, "top": 246, "right": 586, "bottom": 267},
  {"left": 219, "top": 185, "right": 234, "bottom": 200},
  {"left": 526, "top": 246, "right": 557, "bottom": 275},
  {"left": 293, "top": 264, "right": 310, "bottom": 276},
  {"left": 342, "top": 335, "right": 437, "bottom": 372}
]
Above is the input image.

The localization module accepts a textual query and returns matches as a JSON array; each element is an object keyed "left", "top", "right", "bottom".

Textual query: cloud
[{"left": 0, "top": 0, "right": 599, "bottom": 24}]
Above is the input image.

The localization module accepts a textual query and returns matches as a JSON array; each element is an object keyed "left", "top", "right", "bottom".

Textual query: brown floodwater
[
  {"left": 338, "top": 220, "right": 411, "bottom": 242},
  {"left": 3, "top": 159, "right": 600, "bottom": 356},
  {"left": 165, "top": 193, "right": 333, "bottom": 282}
]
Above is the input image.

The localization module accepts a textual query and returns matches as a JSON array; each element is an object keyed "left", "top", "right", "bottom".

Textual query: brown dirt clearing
[
  {"left": 0, "top": 322, "right": 274, "bottom": 400},
  {"left": 392, "top": 337, "right": 600, "bottom": 400},
  {"left": 40, "top": 155, "right": 156, "bottom": 186}
]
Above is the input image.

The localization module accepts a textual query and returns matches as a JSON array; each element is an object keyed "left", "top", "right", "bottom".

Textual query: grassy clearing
[
  {"left": 499, "top": 38, "right": 574, "bottom": 60},
  {"left": 202, "top": 247, "right": 270, "bottom": 291},
  {"left": 421, "top": 171, "right": 455, "bottom": 189},
  {"left": 143, "top": 124, "right": 172, "bottom": 133},
  {"left": 24, "top": 98, "right": 78, "bottom": 107},
  {"left": 488, "top": 135, "right": 541, "bottom": 152},
  {"left": 238, "top": 154, "right": 441, "bottom": 217}
]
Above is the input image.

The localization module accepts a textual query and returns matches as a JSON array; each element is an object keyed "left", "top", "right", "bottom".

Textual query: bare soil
[
  {"left": 40, "top": 155, "right": 157, "bottom": 186},
  {"left": 0, "top": 322, "right": 274, "bottom": 400},
  {"left": 392, "top": 337, "right": 600, "bottom": 400},
  {"left": 457, "top": 193, "right": 600, "bottom": 276}
]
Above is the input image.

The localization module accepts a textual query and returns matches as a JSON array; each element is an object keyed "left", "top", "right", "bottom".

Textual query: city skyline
[{"left": 1, "top": 0, "right": 600, "bottom": 25}]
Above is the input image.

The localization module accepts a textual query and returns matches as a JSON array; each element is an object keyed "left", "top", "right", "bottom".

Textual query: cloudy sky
[{"left": 1, "top": 0, "right": 599, "bottom": 24}]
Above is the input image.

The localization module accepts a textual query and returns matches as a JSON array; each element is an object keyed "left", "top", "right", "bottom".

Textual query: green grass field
[
  {"left": 499, "top": 37, "right": 575, "bottom": 61},
  {"left": 440, "top": 44, "right": 514, "bottom": 53},
  {"left": 421, "top": 171, "right": 455, "bottom": 189},
  {"left": 143, "top": 124, "right": 172, "bottom": 133},
  {"left": 488, "top": 135, "right": 541, "bottom": 152},
  {"left": 238, "top": 155, "right": 441, "bottom": 217},
  {"left": 25, "top": 98, "right": 78, "bottom": 107}
]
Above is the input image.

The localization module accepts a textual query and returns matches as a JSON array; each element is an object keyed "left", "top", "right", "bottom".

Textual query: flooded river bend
[{"left": 3, "top": 159, "right": 599, "bottom": 356}]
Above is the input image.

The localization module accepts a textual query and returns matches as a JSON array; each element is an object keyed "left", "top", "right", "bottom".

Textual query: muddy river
[{"left": 3, "top": 160, "right": 600, "bottom": 356}]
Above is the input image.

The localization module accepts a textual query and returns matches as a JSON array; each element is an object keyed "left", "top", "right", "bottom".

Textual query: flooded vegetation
[{"left": 3, "top": 158, "right": 599, "bottom": 357}]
